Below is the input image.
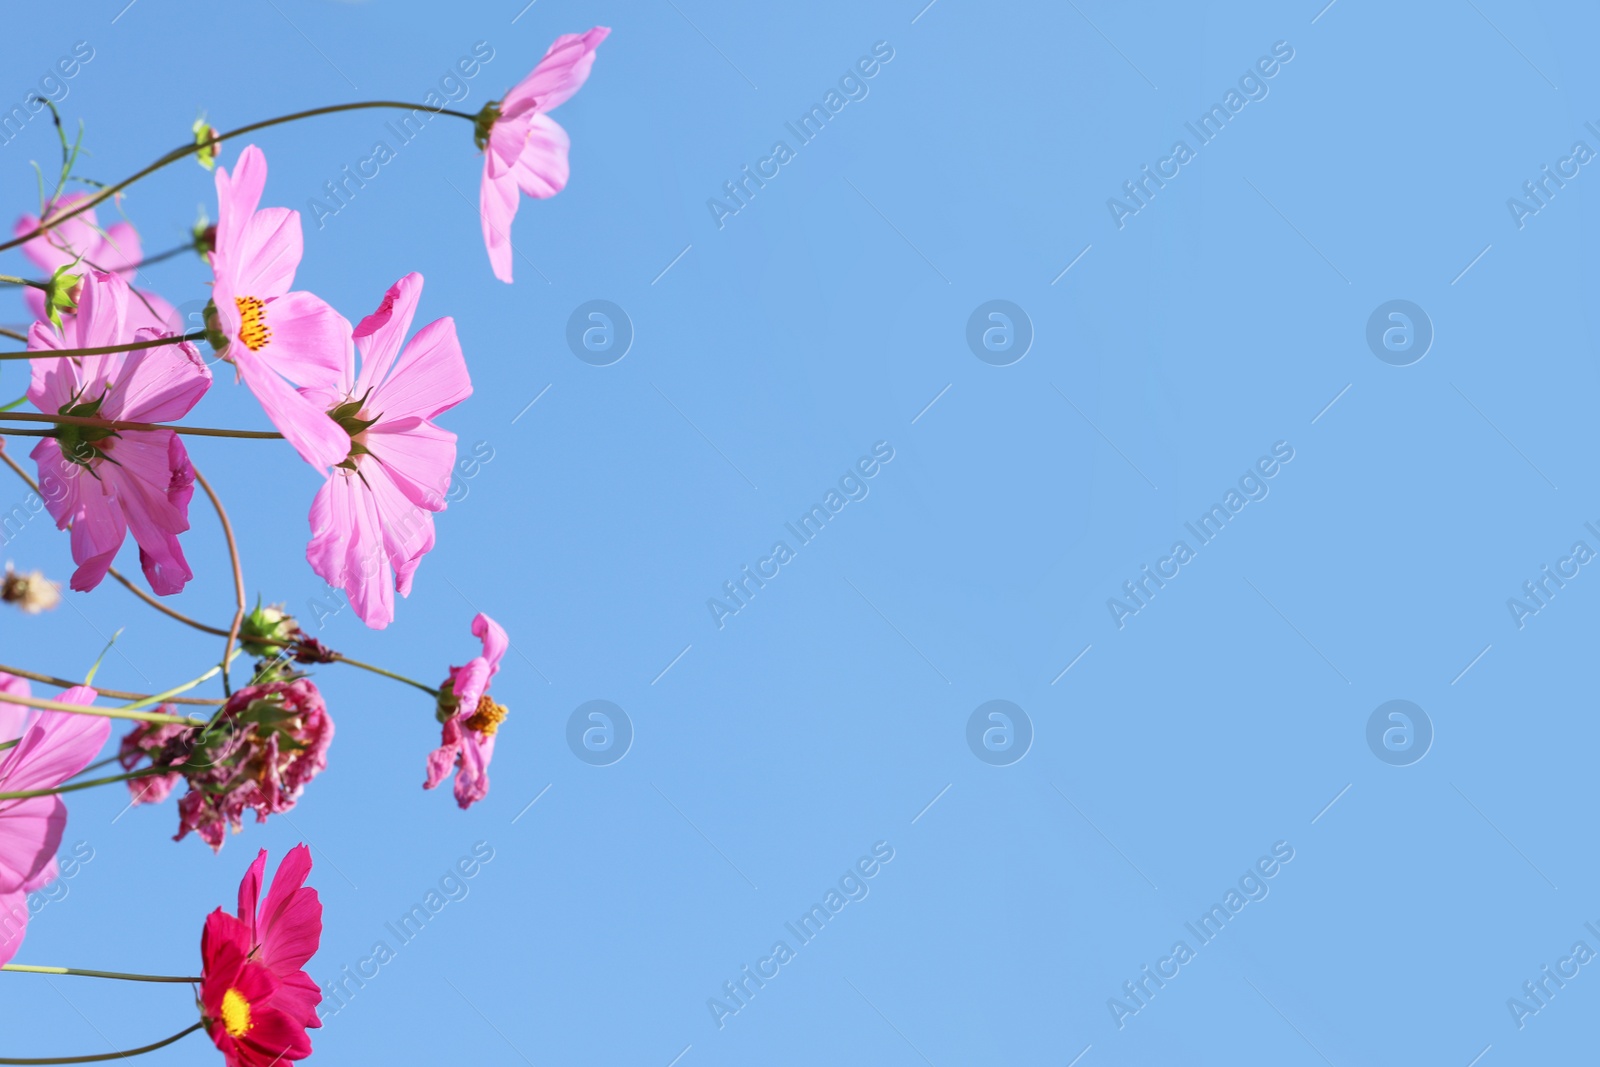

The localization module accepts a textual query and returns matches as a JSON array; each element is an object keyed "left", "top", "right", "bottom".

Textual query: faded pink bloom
[
  {"left": 478, "top": 27, "right": 609, "bottom": 282},
  {"left": 171, "top": 680, "right": 334, "bottom": 852},
  {"left": 425, "top": 613, "right": 508, "bottom": 809},
  {"left": 13, "top": 193, "right": 174, "bottom": 331},
  {"left": 0, "top": 681, "right": 105, "bottom": 966},
  {"left": 27, "top": 270, "right": 210, "bottom": 594},
  {"left": 303, "top": 273, "right": 470, "bottom": 629},
  {"left": 208, "top": 145, "right": 351, "bottom": 472},
  {"left": 116, "top": 716, "right": 189, "bottom": 806}
]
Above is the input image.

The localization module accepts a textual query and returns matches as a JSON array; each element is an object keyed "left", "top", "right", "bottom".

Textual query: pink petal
[
  {"left": 257, "top": 844, "right": 321, "bottom": 974},
  {"left": 0, "top": 796, "right": 63, "bottom": 893},
  {"left": 235, "top": 351, "right": 350, "bottom": 473},
  {"left": 513, "top": 114, "right": 571, "bottom": 200},
  {"left": 237, "top": 849, "right": 267, "bottom": 935},
  {"left": 503, "top": 27, "right": 611, "bottom": 117},
  {"left": 0, "top": 687, "right": 108, "bottom": 794},
  {"left": 0, "top": 888, "right": 29, "bottom": 966},
  {"left": 369, "top": 316, "right": 471, "bottom": 423},
  {"left": 104, "top": 332, "right": 211, "bottom": 423},
  {"left": 452, "top": 659, "right": 493, "bottom": 712},
  {"left": 366, "top": 418, "right": 456, "bottom": 511},
  {"left": 479, "top": 164, "right": 520, "bottom": 284},
  {"left": 306, "top": 473, "right": 394, "bottom": 629},
  {"left": 214, "top": 146, "right": 269, "bottom": 264},
  {"left": 352, "top": 273, "right": 424, "bottom": 398},
  {"left": 473, "top": 615, "right": 510, "bottom": 674}
]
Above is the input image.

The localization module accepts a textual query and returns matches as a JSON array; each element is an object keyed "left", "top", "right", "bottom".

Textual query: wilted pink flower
[
  {"left": 425, "top": 613, "right": 508, "bottom": 809},
  {"left": 477, "top": 27, "right": 609, "bottom": 282},
  {"left": 165, "top": 680, "right": 334, "bottom": 852},
  {"left": 13, "top": 193, "right": 174, "bottom": 331},
  {"left": 208, "top": 145, "right": 351, "bottom": 472},
  {"left": 28, "top": 270, "right": 210, "bottom": 594},
  {"left": 0, "top": 680, "right": 105, "bottom": 966},
  {"left": 303, "top": 273, "right": 470, "bottom": 629},
  {"left": 117, "top": 716, "right": 190, "bottom": 806}
]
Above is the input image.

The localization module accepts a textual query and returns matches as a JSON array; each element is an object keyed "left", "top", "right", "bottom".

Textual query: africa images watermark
[
  {"left": 1505, "top": 520, "right": 1600, "bottom": 629},
  {"left": 306, "top": 41, "right": 496, "bottom": 229},
  {"left": 707, "top": 441, "right": 895, "bottom": 630},
  {"left": 707, "top": 840, "right": 895, "bottom": 1030},
  {"left": 1106, "top": 40, "right": 1295, "bottom": 230},
  {"left": 706, "top": 41, "right": 896, "bottom": 230},
  {"left": 0, "top": 41, "right": 94, "bottom": 147},
  {"left": 315, "top": 841, "right": 496, "bottom": 1021},
  {"left": 1108, "top": 840, "right": 1296, "bottom": 1030},
  {"left": 1107, "top": 441, "right": 1295, "bottom": 629}
]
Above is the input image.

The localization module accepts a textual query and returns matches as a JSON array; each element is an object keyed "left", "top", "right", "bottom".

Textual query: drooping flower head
[
  {"left": 150, "top": 680, "right": 335, "bottom": 852},
  {"left": 425, "top": 613, "right": 508, "bottom": 809},
  {"left": 303, "top": 273, "right": 470, "bottom": 629},
  {"left": 116, "top": 716, "right": 189, "bottom": 807},
  {"left": 207, "top": 145, "right": 352, "bottom": 471},
  {"left": 476, "top": 27, "right": 609, "bottom": 282},
  {"left": 13, "top": 193, "right": 174, "bottom": 330},
  {"left": 0, "top": 681, "right": 106, "bottom": 966},
  {"left": 27, "top": 270, "right": 210, "bottom": 594}
]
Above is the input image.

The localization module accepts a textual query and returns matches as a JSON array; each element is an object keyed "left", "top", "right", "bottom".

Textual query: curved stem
[
  {"left": 107, "top": 569, "right": 232, "bottom": 638},
  {"left": 0, "top": 690, "right": 204, "bottom": 727},
  {"left": 0, "top": 330, "right": 205, "bottom": 362},
  {"left": 0, "top": 327, "right": 26, "bottom": 343},
  {"left": 0, "top": 411, "right": 281, "bottom": 440},
  {"left": 1, "top": 964, "right": 199, "bottom": 984},
  {"left": 0, "top": 1021, "right": 203, "bottom": 1064},
  {"left": 0, "top": 664, "right": 220, "bottom": 705},
  {"left": 193, "top": 467, "right": 246, "bottom": 697},
  {"left": 0, "top": 766, "right": 172, "bottom": 800},
  {"left": 0, "top": 102, "right": 478, "bottom": 255},
  {"left": 331, "top": 653, "right": 440, "bottom": 697}
]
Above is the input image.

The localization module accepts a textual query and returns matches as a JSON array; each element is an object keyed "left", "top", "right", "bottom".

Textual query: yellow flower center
[
  {"left": 234, "top": 295, "right": 271, "bottom": 352},
  {"left": 464, "top": 694, "right": 508, "bottom": 737},
  {"left": 220, "top": 987, "right": 253, "bottom": 1038}
]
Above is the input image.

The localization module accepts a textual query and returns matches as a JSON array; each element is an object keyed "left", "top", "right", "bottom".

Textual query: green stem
[
  {"left": 0, "top": 330, "right": 205, "bottom": 362},
  {"left": 0, "top": 412, "right": 281, "bottom": 440},
  {"left": 0, "top": 275, "right": 44, "bottom": 290},
  {"left": 0, "top": 690, "right": 204, "bottom": 727},
  {"left": 0, "top": 664, "right": 221, "bottom": 706},
  {"left": 0, "top": 1021, "right": 203, "bottom": 1064},
  {"left": 1, "top": 964, "right": 200, "bottom": 984},
  {"left": 119, "top": 656, "right": 237, "bottom": 713},
  {"left": 330, "top": 653, "right": 439, "bottom": 697},
  {"left": 0, "top": 739, "right": 17, "bottom": 751},
  {"left": 0, "top": 766, "right": 173, "bottom": 800},
  {"left": 0, "top": 102, "right": 477, "bottom": 255}
]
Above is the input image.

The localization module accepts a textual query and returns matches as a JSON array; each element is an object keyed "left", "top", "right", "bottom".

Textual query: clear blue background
[{"left": 2, "top": 1, "right": 1598, "bottom": 1064}]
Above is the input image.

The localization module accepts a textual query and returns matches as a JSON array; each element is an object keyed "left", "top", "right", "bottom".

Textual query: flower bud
[
  {"left": 193, "top": 116, "right": 222, "bottom": 171},
  {"left": 43, "top": 264, "right": 82, "bottom": 329},
  {"left": 240, "top": 601, "right": 300, "bottom": 658}
]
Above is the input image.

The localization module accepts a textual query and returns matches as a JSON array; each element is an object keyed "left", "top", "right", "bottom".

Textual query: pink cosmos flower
[
  {"left": 0, "top": 680, "right": 106, "bottom": 966},
  {"left": 171, "top": 680, "right": 334, "bottom": 852},
  {"left": 425, "top": 613, "right": 508, "bottom": 809},
  {"left": 208, "top": 145, "right": 351, "bottom": 471},
  {"left": 13, "top": 193, "right": 174, "bottom": 331},
  {"left": 235, "top": 844, "right": 323, "bottom": 1030},
  {"left": 302, "top": 273, "right": 470, "bottom": 629},
  {"left": 478, "top": 27, "right": 609, "bottom": 282},
  {"left": 27, "top": 270, "right": 210, "bottom": 594}
]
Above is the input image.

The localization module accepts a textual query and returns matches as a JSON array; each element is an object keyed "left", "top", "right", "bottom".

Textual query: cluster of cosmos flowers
[{"left": 0, "top": 27, "right": 605, "bottom": 1066}]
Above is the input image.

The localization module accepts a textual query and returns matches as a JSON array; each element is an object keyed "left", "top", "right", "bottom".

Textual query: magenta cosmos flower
[
  {"left": 425, "top": 613, "right": 508, "bottom": 808},
  {"left": 477, "top": 27, "right": 609, "bottom": 282},
  {"left": 0, "top": 678, "right": 106, "bottom": 966},
  {"left": 208, "top": 144, "right": 351, "bottom": 472},
  {"left": 28, "top": 270, "right": 210, "bottom": 594},
  {"left": 13, "top": 193, "right": 174, "bottom": 330},
  {"left": 235, "top": 844, "right": 323, "bottom": 1030},
  {"left": 303, "top": 273, "right": 470, "bottom": 629}
]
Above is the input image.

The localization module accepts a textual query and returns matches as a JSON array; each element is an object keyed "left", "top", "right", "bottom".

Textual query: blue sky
[{"left": 5, "top": 1, "right": 1600, "bottom": 1064}]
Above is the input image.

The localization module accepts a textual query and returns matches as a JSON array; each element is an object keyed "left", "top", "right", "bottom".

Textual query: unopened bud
[{"left": 2, "top": 564, "right": 60, "bottom": 614}]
